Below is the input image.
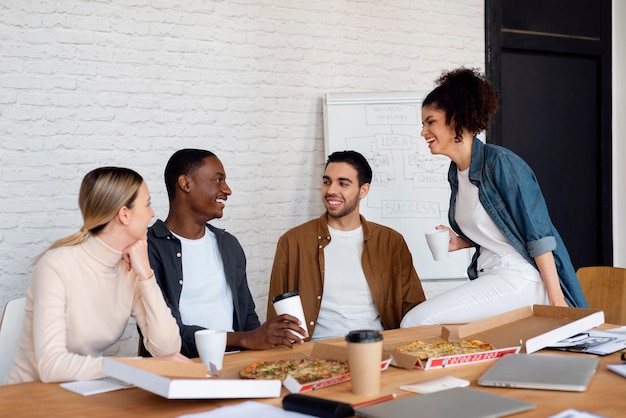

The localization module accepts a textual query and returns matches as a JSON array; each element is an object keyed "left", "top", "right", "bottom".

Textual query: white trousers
[{"left": 400, "top": 271, "right": 548, "bottom": 327}]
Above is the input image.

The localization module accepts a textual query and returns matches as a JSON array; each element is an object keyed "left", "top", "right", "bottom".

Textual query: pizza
[
  {"left": 240, "top": 358, "right": 349, "bottom": 383},
  {"left": 395, "top": 339, "right": 495, "bottom": 360}
]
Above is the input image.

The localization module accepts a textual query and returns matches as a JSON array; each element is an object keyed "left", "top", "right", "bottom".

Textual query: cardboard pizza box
[
  {"left": 390, "top": 339, "right": 520, "bottom": 370},
  {"left": 391, "top": 305, "right": 604, "bottom": 370},
  {"left": 282, "top": 341, "right": 392, "bottom": 393},
  {"left": 101, "top": 357, "right": 281, "bottom": 399}
]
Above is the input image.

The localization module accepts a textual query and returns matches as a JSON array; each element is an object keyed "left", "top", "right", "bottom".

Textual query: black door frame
[{"left": 484, "top": 0, "right": 613, "bottom": 266}]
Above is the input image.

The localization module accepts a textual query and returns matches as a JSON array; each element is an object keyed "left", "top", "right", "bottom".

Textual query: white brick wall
[{"left": 0, "top": 0, "right": 483, "bottom": 356}]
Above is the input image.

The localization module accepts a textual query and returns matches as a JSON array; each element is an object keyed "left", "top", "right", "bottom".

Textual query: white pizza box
[
  {"left": 101, "top": 358, "right": 281, "bottom": 399},
  {"left": 391, "top": 305, "right": 605, "bottom": 370},
  {"left": 282, "top": 341, "right": 392, "bottom": 393}
]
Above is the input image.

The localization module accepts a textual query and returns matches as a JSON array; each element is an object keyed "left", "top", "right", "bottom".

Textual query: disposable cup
[
  {"left": 194, "top": 329, "right": 227, "bottom": 372},
  {"left": 425, "top": 229, "right": 450, "bottom": 261},
  {"left": 345, "top": 329, "right": 383, "bottom": 396},
  {"left": 272, "top": 291, "right": 307, "bottom": 340}
]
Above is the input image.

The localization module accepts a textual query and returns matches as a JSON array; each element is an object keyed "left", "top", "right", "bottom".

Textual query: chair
[
  {"left": 576, "top": 266, "right": 626, "bottom": 325},
  {"left": 0, "top": 297, "right": 26, "bottom": 384}
]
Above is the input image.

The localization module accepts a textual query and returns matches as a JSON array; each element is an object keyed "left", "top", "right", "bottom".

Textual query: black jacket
[{"left": 138, "top": 219, "right": 260, "bottom": 358}]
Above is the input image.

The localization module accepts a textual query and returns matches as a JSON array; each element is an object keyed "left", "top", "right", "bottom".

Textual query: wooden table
[{"left": 2, "top": 325, "right": 625, "bottom": 417}]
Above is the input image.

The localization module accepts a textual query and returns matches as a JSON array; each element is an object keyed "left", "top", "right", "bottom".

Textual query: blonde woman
[{"left": 5, "top": 167, "right": 185, "bottom": 384}]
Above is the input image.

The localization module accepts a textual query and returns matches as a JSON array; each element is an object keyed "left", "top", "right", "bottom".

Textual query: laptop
[
  {"left": 356, "top": 387, "right": 535, "bottom": 418},
  {"left": 478, "top": 354, "right": 599, "bottom": 392}
]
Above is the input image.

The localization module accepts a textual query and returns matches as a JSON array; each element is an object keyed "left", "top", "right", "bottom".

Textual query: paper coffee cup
[
  {"left": 425, "top": 229, "right": 449, "bottom": 261},
  {"left": 194, "top": 329, "right": 227, "bottom": 372},
  {"left": 272, "top": 291, "right": 307, "bottom": 340},
  {"left": 345, "top": 329, "right": 383, "bottom": 396}
]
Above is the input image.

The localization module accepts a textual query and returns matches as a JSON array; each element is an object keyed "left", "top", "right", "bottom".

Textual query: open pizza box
[
  {"left": 280, "top": 341, "right": 392, "bottom": 393},
  {"left": 391, "top": 305, "right": 605, "bottom": 370},
  {"left": 101, "top": 357, "right": 281, "bottom": 399}
]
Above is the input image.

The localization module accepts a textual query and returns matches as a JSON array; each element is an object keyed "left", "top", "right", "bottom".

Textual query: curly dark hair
[{"left": 423, "top": 67, "right": 499, "bottom": 142}]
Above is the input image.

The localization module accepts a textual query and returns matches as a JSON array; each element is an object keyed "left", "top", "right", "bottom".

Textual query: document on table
[
  {"left": 547, "top": 327, "right": 626, "bottom": 355},
  {"left": 177, "top": 401, "right": 310, "bottom": 418},
  {"left": 60, "top": 376, "right": 135, "bottom": 396}
]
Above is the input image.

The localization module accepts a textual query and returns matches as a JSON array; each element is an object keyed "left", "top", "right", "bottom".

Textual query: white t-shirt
[
  {"left": 174, "top": 227, "right": 234, "bottom": 331},
  {"left": 312, "top": 225, "right": 383, "bottom": 340},
  {"left": 455, "top": 168, "right": 542, "bottom": 282}
]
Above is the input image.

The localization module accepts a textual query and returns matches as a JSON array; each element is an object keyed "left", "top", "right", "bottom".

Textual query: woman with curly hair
[{"left": 401, "top": 67, "right": 587, "bottom": 327}]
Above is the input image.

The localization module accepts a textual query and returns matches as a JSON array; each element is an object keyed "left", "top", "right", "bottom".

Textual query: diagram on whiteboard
[{"left": 324, "top": 92, "right": 472, "bottom": 280}]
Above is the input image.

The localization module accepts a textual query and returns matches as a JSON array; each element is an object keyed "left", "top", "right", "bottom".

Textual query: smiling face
[
  {"left": 185, "top": 156, "right": 232, "bottom": 222},
  {"left": 421, "top": 105, "right": 458, "bottom": 156},
  {"left": 322, "top": 162, "right": 369, "bottom": 226}
]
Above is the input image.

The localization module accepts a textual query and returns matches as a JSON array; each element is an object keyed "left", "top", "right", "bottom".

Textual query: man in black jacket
[{"left": 140, "top": 149, "right": 306, "bottom": 358}]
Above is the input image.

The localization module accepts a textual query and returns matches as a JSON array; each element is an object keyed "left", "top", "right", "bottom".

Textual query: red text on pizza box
[
  {"left": 283, "top": 341, "right": 392, "bottom": 393},
  {"left": 391, "top": 305, "right": 604, "bottom": 370}
]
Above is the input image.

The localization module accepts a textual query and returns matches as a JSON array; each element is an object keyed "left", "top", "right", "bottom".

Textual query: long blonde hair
[{"left": 35, "top": 167, "right": 143, "bottom": 263}]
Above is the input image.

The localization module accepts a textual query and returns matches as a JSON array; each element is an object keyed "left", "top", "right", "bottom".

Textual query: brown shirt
[{"left": 267, "top": 214, "right": 426, "bottom": 338}]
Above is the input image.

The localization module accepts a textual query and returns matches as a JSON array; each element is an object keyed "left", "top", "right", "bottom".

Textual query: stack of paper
[{"left": 547, "top": 327, "right": 626, "bottom": 355}]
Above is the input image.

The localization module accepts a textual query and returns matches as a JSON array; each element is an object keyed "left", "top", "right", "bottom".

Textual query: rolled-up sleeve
[{"left": 526, "top": 235, "right": 557, "bottom": 258}]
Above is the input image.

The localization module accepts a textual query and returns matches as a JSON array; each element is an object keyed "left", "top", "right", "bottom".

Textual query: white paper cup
[
  {"left": 425, "top": 229, "right": 450, "bottom": 261},
  {"left": 346, "top": 329, "right": 383, "bottom": 396},
  {"left": 194, "top": 329, "right": 227, "bottom": 371},
  {"left": 272, "top": 291, "right": 307, "bottom": 340}
]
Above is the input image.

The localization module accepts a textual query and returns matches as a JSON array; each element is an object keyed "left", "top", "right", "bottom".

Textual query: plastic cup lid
[
  {"left": 272, "top": 291, "right": 300, "bottom": 304},
  {"left": 345, "top": 329, "right": 383, "bottom": 343}
]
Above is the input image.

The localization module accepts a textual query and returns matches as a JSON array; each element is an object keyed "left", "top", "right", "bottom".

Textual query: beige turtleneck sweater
[{"left": 4, "top": 235, "right": 181, "bottom": 384}]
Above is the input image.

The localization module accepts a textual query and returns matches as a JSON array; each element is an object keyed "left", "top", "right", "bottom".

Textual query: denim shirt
[
  {"left": 448, "top": 138, "right": 587, "bottom": 308},
  {"left": 139, "top": 219, "right": 260, "bottom": 358}
]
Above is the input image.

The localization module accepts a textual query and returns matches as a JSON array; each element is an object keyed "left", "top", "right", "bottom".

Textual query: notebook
[
  {"left": 355, "top": 387, "right": 535, "bottom": 418},
  {"left": 478, "top": 354, "right": 599, "bottom": 392}
]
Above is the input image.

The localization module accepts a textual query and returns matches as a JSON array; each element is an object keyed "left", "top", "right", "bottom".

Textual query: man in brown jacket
[{"left": 267, "top": 150, "right": 426, "bottom": 340}]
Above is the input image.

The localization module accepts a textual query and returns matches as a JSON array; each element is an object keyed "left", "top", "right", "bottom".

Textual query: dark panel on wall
[
  {"left": 486, "top": 0, "right": 612, "bottom": 268},
  {"left": 502, "top": 0, "right": 602, "bottom": 38},
  {"left": 500, "top": 51, "right": 601, "bottom": 268}
]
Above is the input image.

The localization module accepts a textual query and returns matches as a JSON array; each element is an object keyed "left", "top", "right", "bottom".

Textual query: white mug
[
  {"left": 425, "top": 229, "right": 450, "bottom": 261},
  {"left": 194, "top": 329, "right": 227, "bottom": 372}
]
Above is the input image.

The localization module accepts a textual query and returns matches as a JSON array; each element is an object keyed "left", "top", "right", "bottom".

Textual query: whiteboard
[{"left": 323, "top": 91, "right": 472, "bottom": 280}]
